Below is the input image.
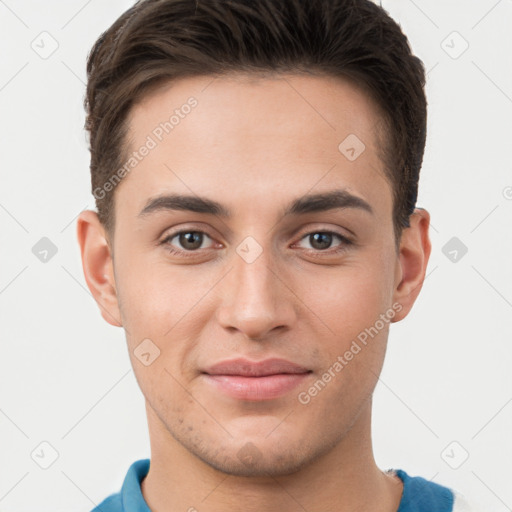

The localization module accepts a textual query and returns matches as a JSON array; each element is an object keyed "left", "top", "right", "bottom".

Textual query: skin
[{"left": 77, "top": 73, "right": 431, "bottom": 512}]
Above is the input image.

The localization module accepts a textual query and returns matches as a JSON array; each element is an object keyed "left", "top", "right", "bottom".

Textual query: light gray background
[{"left": 1, "top": 1, "right": 511, "bottom": 511}]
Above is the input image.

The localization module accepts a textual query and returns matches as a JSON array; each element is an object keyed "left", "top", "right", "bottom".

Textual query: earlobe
[
  {"left": 76, "top": 210, "right": 123, "bottom": 327},
  {"left": 391, "top": 208, "right": 432, "bottom": 323}
]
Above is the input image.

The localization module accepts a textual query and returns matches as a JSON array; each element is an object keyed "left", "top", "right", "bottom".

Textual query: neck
[{"left": 140, "top": 401, "right": 403, "bottom": 512}]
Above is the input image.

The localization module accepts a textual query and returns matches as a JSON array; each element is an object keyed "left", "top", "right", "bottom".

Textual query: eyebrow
[{"left": 138, "top": 189, "right": 374, "bottom": 219}]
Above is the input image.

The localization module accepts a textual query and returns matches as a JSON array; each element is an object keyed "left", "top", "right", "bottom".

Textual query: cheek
[
  {"left": 299, "top": 260, "right": 392, "bottom": 339},
  {"left": 295, "top": 271, "right": 391, "bottom": 418},
  {"left": 114, "top": 258, "right": 216, "bottom": 384},
  {"left": 115, "top": 254, "right": 203, "bottom": 335}
]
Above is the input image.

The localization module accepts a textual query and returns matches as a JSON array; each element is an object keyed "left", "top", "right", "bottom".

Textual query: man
[{"left": 77, "top": 0, "right": 478, "bottom": 510}]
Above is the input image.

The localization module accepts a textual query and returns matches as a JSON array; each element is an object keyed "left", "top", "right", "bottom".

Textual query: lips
[
  {"left": 201, "top": 357, "right": 312, "bottom": 401},
  {"left": 202, "top": 357, "right": 311, "bottom": 377}
]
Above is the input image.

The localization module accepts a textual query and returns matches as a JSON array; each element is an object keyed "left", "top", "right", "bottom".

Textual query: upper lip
[{"left": 203, "top": 358, "right": 311, "bottom": 377}]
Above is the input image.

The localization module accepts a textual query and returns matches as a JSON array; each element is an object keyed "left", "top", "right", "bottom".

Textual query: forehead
[{"left": 119, "top": 72, "right": 391, "bottom": 219}]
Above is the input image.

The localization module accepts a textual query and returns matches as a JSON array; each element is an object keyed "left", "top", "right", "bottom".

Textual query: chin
[{"left": 197, "top": 441, "right": 315, "bottom": 478}]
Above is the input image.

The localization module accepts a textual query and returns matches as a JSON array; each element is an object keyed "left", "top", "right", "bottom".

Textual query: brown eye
[
  {"left": 296, "top": 231, "right": 350, "bottom": 252},
  {"left": 163, "top": 230, "right": 215, "bottom": 253},
  {"left": 308, "top": 232, "right": 334, "bottom": 250},
  {"left": 177, "top": 232, "right": 204, "bottom": 250}
]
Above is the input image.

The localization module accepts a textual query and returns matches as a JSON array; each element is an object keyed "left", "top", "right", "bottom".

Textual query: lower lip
[{"left": 202, "top": 373, "right": 311, "bottom": 401}]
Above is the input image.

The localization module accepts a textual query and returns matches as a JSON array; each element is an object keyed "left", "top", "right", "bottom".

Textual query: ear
[
  {"left": 391, "top": 208, "right": 432, "bottom": 322},
  {"left": 76, "top": 210, "right": 122, "bottom": 327}
]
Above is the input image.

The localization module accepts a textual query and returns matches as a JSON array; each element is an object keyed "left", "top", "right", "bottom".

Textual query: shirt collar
[{"left": 121, "top": 459, "right": 151, "bottom": 512}]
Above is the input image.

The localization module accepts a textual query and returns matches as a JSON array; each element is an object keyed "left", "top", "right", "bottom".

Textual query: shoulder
[
  {"left": 89, "top": 459, "right": 151, "bottom": 512},
  {"left": 393, "top": 469, "right": 453, "bottom": 512},
  {"left": 91, "top": 493, "right": 123, "bottom": 512},
  {"left": 392, "top": 470, "right": 484, "bottom": 512}
]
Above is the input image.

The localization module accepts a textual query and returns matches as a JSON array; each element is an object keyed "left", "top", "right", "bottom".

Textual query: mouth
[{"left": 201, "top": 357, "right": 313, "bottom": 401}]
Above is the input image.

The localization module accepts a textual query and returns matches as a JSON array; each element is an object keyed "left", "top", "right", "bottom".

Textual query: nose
[{"left": 215, "top": 243, "right": 297, "bottom": 341}]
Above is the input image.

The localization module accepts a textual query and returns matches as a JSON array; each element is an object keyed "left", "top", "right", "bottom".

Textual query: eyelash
[{"left": 161, "top": 229, "right": 354, "bottom": 259}]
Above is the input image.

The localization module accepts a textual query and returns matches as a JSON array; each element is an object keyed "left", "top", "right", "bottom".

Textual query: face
[{"left": 79, "top": 72, "right": 430, "bottom": 477}]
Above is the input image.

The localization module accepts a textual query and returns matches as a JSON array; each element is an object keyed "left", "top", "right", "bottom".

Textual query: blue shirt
[{"left": 92, "top": 459, "right": 456, "bottom": 512}]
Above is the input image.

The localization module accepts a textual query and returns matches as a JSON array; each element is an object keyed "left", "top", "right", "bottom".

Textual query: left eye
[{"left": 295, "top": 232, "right": 349, "bottom": 251}]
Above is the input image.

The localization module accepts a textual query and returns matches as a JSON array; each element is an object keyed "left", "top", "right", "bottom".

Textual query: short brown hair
[{"left": 85, "top": 0, "right": 427, "bottom": 244}]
